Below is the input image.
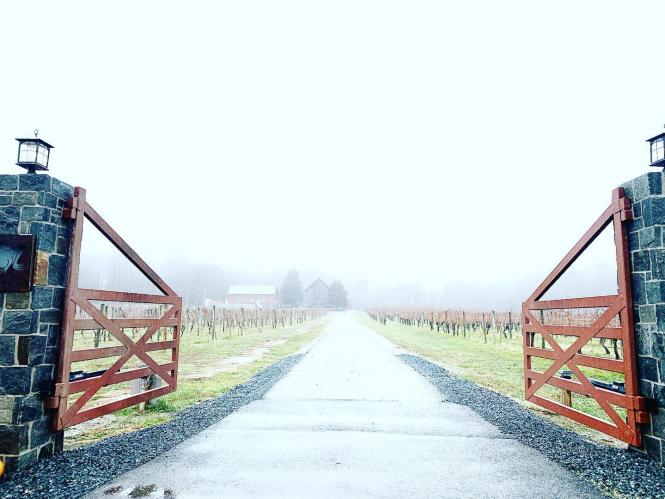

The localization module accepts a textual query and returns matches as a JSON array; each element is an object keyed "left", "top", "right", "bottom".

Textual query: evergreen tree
[
  {"left": 328, "top": 280, "right": 348, "bottom": 309},
  {"left": 279, "top": 269, "right": 303, "bottom": 306}
]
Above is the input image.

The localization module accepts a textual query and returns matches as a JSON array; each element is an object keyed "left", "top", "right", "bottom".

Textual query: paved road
[{"left": 89, "top": 313, "right": 601, "bottom": 498}]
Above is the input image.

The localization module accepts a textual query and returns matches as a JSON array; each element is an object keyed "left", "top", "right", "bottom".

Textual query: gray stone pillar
[
  {"left": 0, "top": 174, "right": 73, "bottom": 471},
  {"left": 622, "top": 172, "right": 665, "bottom": 463}
]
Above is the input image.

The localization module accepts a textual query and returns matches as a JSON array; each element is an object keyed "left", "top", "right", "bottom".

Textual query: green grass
[
  {"left": 357, "top": 312, "right": 627, "bottom": 446},
  {"left": 64, "top": 316, "right": 330, "bottom": 448}
]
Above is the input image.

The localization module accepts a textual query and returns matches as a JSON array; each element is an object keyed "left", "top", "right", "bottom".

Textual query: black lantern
[
  {"left": 647, "top": 131, "right": 665, "bottom": 168},
  {"left": 15, "top": 130, "right": 53, "bottom": 173}
]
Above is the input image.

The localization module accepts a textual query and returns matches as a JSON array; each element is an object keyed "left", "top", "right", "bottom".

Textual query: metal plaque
[{"left": 0, "top": 235, "right": 36, "bottom": 292}]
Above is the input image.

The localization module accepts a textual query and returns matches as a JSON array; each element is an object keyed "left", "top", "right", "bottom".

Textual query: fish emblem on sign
[
  {"left": 0, "top": 235, "right": 36, "bottom": 292},
  {"left": 0, "top": 245, "right": 24, "bottom": 273}
]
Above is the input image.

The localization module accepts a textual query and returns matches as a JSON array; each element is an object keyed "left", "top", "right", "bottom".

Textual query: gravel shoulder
[
  {"left": 0, "top": 354, "right": 304, "bottom": 499},
  {"left": 400, "top": 354, "right": 665, "bottom": 499}
]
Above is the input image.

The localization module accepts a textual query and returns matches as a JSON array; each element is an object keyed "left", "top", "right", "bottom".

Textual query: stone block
[
  {"left": 12, "top": 192, "right": 37, "bottom": 206},
  {"left": 38, "top": 442, "right": 53, "bottom": 459},
  {"left": 47, "top": 255, "right": 67, "bottom": 285},
  {"left": 0, "top": 424, "right": 28, "bottom": 454},
  {"left": 28, "top": 335, "right": 46, "bottom": 365},
  {"left": 17, "top": 447, "right": 38, "bottom": 469},
  {"left": 0, "top": 367, "right": 31, "bottom": 395},
  {"left": 34, "top": 251, "right": 48, "bottom": 285},
  {"left": 2, "top": 311, "right": 37, "bottom": 334},
  {"left": 650, "top": 249, "right": 665, "bottom": 279},
  {"left": 0, "top": 336, "right": 15, "bottom": 366},
  {"left": 628, "top": 231, "right": 640, "bottom": 252},
  {"left": 31, "top": 286, "right": 53, "bottom": 309},
  {"left": 636, "top": 326, "right": 653, "bottom": 356},
  {"left": 641, "top": 227, "right": 662, "bottom": 249},
  {"left": 30, "top": 222, "right": 57, "bottom": 252},
  {"left": 51, "top": 178, "right": 73, "bottom": 199},
  {"left": 21, "top": 206, "right": 50, "bottom": 222},
  {"left": 44, "top": 346, "right": 58, "bottom": 364},
  {"left": 0, "top": 175, "right": 18, "bottom": 191},
  {"left": 639, "top": 304, "right": 656, "bottom": 323},
  {"left": 37, "top": 191, "right": 57, "bottom": 208},
  {"left": 16, "top": 337, "right": 30, "bottom": 365},
  {"left": 633, "top": 172, "right": 663, "bottom": 200},
  {"left": 638, "top": 356, "right": 659, "bottom": 383},
  {"left": 52, "top": 287, "right": 64, "bottom": 309},
  {"left": 646, "top": 281, "right": 665, "bottom": 304},
  {"left": 18, "top": 175, "right": 51, "bottom": 192},
  {"left": 30, "top": 417, "right": 52, "bottom": 448},
  {"left": 632, "top": 272, "right": 647, "bottom": 306},
  {"left": 39, "top": 309, "right": 61, "bottom": 324},
  {"left": 632, "top": 251, "right": 651, "bottom": 272},
  {"left": 643, "top": 434, "right": 663, "bottom": 461},
  {"left": 17, "top": 394, "right": 42, "bottom": 423},
  {"left": 653, "top": 333, "right": 665, "bottom": 357},
  {"left": 55, "top": 236, "right": 68, "bottom": 255},
  {"left": 30, "top": 365, "right": 53, "bottom": 393},
  {"left": 4, "top": 293, "right": 30, "bottom": 309},
  {"left": 643, "top": 197, "right": 665, "bottom": 227},
  {"left": 0, "top": 206, "right": 20, "bottom": 233},
  {"left": 653, "top": 382, "right": 665, "bottom": 407},
  {"left": 0, "top": 195, "right": 12, "bottom": 206}
]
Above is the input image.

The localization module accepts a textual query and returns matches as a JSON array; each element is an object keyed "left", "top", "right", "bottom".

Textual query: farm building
[
  {"left": 303, "top": 278, "right": 329, "bottom": 307},
  {"left": 225, "top": 285, "right": 279, "bottom": 308}
]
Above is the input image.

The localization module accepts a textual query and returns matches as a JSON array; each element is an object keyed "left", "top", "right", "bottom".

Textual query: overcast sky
[{"left": 1, "top": 1, "right": 664, "bottom": 305}]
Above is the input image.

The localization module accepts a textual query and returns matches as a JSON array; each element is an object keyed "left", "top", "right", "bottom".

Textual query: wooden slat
[
  {"left": 68, "top": 362, "right": 176, "bottom": 394},
  {"left": 528, "top": 394, "right": 636, "bottom": 445},
  {"left": 62, "top": 385, "right": 174, "bottom": 429},
  {"left": 526, "top": 295, "right": 617, "bottom": 310},
  {"left": 73, "top": 318, "right": 179, "bottom": 330},
  {"left": 76, "top": 288, "right": 179, "bottom": 304},
  {"left": 523, "top": 323, "right": 623, "bottom": 340},
  {"left": 525, "top": 369, "right": 628, "bottom": 408},
  {"left": 525, "top": 346, "right": 625, "bottom": 373},
  {"left": 71, "top": 340, "right": 177, "bottom": 362}
]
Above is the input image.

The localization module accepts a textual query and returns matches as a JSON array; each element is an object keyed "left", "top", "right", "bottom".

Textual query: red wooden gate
[
  {"left": 523, "top": 187, "right": 649, "bottom": 446},
  {"left": 48, "top": 187, "right": 182, "bottom": 430}
]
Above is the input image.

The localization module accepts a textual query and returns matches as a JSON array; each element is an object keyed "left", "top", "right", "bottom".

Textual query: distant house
[
  {"left": 303, "top": 278, "right": 329, "bottom": 307},
  {"left": 226, "top": 285, "right": 279, "bottom": 308}
]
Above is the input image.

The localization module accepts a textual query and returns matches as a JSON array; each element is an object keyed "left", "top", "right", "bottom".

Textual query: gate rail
[
  {"left": 48, "top": 187, "right": 182, "bottom": 430},
  {"left": 523, "top": 187, "right": 649, "bottom": 446}
]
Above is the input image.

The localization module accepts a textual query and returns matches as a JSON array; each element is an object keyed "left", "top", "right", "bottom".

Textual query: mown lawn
[
  {"left": 357, "top": 312, "right": 627, "bottom": 446},
  {"left": 65, "top": 316, "right": 330, "bottom": 448}
]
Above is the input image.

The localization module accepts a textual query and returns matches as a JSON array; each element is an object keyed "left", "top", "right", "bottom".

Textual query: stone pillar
[
  {"left": 0, "top": 174, "right": 73, "bottom": 472},
  {"left": 621, "top": 171, "right": 665, "bottom": 463}
]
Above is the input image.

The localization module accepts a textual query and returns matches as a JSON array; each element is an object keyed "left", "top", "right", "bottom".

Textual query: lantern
[{"left": 15, "top": 131, "right": 53, "bottom": 173}]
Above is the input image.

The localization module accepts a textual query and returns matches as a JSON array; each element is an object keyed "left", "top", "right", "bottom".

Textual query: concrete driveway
[{"left": 89, "top": 313, "right": 601, "bottom": 498}]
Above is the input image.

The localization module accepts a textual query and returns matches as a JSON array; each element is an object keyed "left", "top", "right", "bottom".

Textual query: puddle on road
[{"left": 103, "top": 483, "right": 176, "bottom": 498}]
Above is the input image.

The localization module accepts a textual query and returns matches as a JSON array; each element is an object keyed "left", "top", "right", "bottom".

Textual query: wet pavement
[{"left": 88, "top": 313, "right": 602, "bottom": 498}]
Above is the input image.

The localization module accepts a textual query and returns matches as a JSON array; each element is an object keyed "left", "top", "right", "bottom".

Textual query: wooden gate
[
  {"left": 523, "top": 187, "right": 649, "bottom": 446},
  {"left": 48, "top": 187, "right": 182, "bottom": 430}
]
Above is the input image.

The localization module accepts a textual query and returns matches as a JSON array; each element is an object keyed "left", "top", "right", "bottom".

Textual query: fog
[{"left": 1, "top": 1, "right": 664, "bottom": 311}]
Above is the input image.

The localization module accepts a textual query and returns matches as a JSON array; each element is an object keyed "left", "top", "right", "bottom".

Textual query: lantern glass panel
[
  {"left": 36, "top": 143, "right": 49, "bottom": 166},
  {"left": 18, "top": 142, "right": 37, "bottom": 163},
  {"left": 652, "top": 138, "right": 665, "bottom": 164}
]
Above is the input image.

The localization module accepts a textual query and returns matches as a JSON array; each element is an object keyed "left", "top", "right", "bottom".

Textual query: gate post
[
  {"left": 622, "top": 172, "right": 665, "bottom": 463},
  {"left": 0, "top": 174, "right": 74, "bottom": 472}
]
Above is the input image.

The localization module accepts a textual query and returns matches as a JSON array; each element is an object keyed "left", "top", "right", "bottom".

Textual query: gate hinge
[
  {"left": 45, "top": 382, "right": 68, "bottom": 409},
  {"left": 626, "top": 395, "right": 652, "bottom": 424},
  {"left": 619, "top": 198, "right": 633, "bottom": 221},
  {"left": 62, "top": 196, "right": 81, "bottom": 220},
  {"left": 45, "top": 396, "right": 59, "bottom": 409}
]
